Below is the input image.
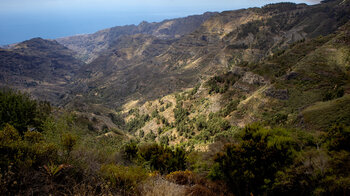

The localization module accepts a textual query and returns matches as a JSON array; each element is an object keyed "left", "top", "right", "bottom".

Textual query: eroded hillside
[
  {"left": 118, "top": 20, "right": 350, "bottom": 149},
  {"left": 65, "top": 1, "right": 350, "bottom": 109}
]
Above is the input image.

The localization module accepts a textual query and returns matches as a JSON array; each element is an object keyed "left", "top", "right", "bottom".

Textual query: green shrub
[
  {"left": 195, "top": 115, "right": 207, "bottom": 131},
  {"left": 126, "top": 114, "right": 150, "bottom": 133},
  {"left": 207, "top": 115, "right": 230, "bottom": 135},
  {"left": 0, "top": 124, "right": 58, "bottom": 169},
  {"left": 325, "top": 124, "right": 350, "bottom": 151},
  {"left": 138, "top": 143, "right": 187, "bottom": 174},
  {"left": 24, "top": 131, "right": 43, "bottom": 143},
  {"left": 209, "top": 125, "right": 295, "bottom": 195},
  {"left": 221, "top": 100, "right": 239, "bottom": 117},
  {"left": 61, "top": 133, "right": 77, "bottom": 156},
  {"left": 108, "top": 112, "right": 125, "bottom": 127},
  {"left": 100, "top": 164, "right": 147, "bottom": 194},
  {"left": 159, "top": 135, "right": 169, "bottom": 145},
  {"left": 323, "top": 87, "right": 345, "bottom": 101},
  {"left": 145, "top": 131, "right": 156, "bottom": 141},
  {"left": 0, "top": 124, "right": 21, "bottom": 145},
  {"left": 139, "top": 130, "right": 144, "bottom": 138},
  {"left": 121, "top": 141, "right": 138, "bottom": 162},
  {"left": 0, "top": 89, "right": 51, "bottom": 134},
  {"left": 173, "top": 106, "right": 189, "bottom": 125}
]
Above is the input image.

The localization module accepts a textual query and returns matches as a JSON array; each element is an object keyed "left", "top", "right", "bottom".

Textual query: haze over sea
[{"left": 0, "top": 0, "right": 319, "bottom": 45}]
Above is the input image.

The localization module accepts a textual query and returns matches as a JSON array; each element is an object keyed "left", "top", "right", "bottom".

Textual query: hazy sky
[{"left": 0, "top": 0, "right": 320, "bottom": 45}]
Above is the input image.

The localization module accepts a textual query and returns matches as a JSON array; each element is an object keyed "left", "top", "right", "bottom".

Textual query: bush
[
  {"left": 0, "top": 124, "right": 58, "bottom": 170},
  {"left": 325, "top": 124, "right": 350, "bottom": 151},
  {"left": 221, "top": 100, "right": 239, "bottom": 117},
  {"left": 0, "top": 89, "right": 51, "bottom": 134},
  {"left": 209, "top": 125, "right": 296, "bottom": 195},
  {"left": 138, "top": 143, "right": 187, "bottom": 174},
  {"left": 166, "top": 170, "right": 196, "bottom": 185},
  {"left": 323, "top": 87, "right": 345, "bottom": 101},
  {"left": 159, "top": 135, "right": 169, "bottom": 145},
  {"left": 173, "top": 106, "right": 189, "bottom": 125},
  {"left": 121, "top": 141, "right": 138, "bottom": 162},
  {"left": 24, "top": 130, "right": 43, "bottom": 143},
  {"left": 126, "top": 114, "right": 150, "bottom": 133},
  {"left": 100, "top": 164, "right": 148, "bottom": 194},
  {"left": 108, "top": 112, "right": 125, "bottom": 127},
  {"left": 61, "top": 133, "right": 77, "bottom": 156}
]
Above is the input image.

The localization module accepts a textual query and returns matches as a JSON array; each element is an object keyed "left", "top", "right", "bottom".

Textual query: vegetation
[
  {"left": 1, "top": 83, "right": 350, "bottom": 195},
  {"left": 1, "top": 1, "right": 350, "bottom": 195},
  {"left": 0, "top": 89, "right": 51, "bottom": 134}
]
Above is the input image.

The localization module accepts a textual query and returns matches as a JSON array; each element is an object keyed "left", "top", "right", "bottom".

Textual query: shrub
[
  {"left": 24, "top": 130, "right": 43, "bottom": 143},
  {"left": 0, "top": 89, "right": 51, "bottom": 134},
  {"left": 138, "top": 143, "right": 187, "bottom": 174},
  {"left": 0, "top": 124, "right": 21, "bottom": 145},
  {"left": 139, "top": 130, "right": 144, "bottom": 138},
  {"left": 108, "top": 112, "right": 125, "bottom": 127},
  {"left": 121, "top": 141, "right": 138, "bottom": 162},
  {"left": 126, "top": 114, "right": 150, "bottom": 133},
  {"left": 166, "top": 170, "right": 196, "bottom": 185},
  {"left": 173, "top": 106, "right": 189, "bottom": 125},
  {"left": 61, "top": 133, "right": 77, "bottom": 156},
  {"left": 221, "top": 100, "right": 239, "bottom": 117},
  {"left": 209, "top": 125, "right": 296, "bottom": 195},
  {"left": 100, "top": 164, "right": 148, "bottom": 194},
  {"left": 323, "top": 87, "right": 345, "bottom": 101},
  {"left": 325, "top": 124, "right": 350, "bottom": 151},
  {"left": 0, "top": 124, "right": 58, "bottom": 170},
  {"left": 159, "top": 135, "right": 169, "bottom": 145}
]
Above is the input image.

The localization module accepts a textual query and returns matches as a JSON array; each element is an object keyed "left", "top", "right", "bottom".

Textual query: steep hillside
[
  {"left": 56, "top": 12, "right": 216, "bottom": 63},
  {"left": 0, "top": 38, "right": 85, "bottom": 103},
  {"left": 68, "top": 0, "right": 350, "bottom": 109},
  {"left": 119, "top": 20, "right": 350, "bottom": 148}
]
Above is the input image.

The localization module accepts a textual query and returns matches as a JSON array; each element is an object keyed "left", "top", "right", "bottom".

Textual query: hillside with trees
[{"left": 1, "top": 0, "right": 350, "bottom": 195}]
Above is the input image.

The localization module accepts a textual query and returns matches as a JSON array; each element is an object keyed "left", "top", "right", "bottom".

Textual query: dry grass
[{"left": 141, "top": 177, "right": 187, "bottom": 196}]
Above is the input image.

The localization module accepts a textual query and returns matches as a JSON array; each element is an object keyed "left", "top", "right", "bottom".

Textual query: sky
[{"left": 0, "top": 0, "right": 320, "bottom": 45}]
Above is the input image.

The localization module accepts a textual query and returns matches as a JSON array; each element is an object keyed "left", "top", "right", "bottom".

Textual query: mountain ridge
[{"left": 56, "top": 12, "right": 217, "bottom": 63}]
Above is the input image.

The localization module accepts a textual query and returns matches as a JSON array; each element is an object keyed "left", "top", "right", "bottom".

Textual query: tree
[{"left": 209, "top": 125, "right": 295, "bottom": 195}]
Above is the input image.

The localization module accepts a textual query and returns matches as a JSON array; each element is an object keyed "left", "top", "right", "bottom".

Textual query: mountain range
[{"left": 0, "top": 0, "right": 349, "bottom": 133}]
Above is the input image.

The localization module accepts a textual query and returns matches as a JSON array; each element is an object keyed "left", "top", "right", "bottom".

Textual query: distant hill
[
  {"left": 56, "top": 12, "right": 217, "bottom": 63},
  {"left": 0, "top": 38, "right": 85, "bottom": 103}
]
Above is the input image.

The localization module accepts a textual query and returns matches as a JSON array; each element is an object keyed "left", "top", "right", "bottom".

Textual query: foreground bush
[
  {"left": 138, "top": 143, "right": 187, "bottom": 174},
  {"left": 209, "top": 125, "right": 296, "bottom": 195},
  {"left": 0, "top": 89, "right": 51, "bottom": 134},
  {"left": 100, "top": 164, "right": 148, "bottom": 195}
]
